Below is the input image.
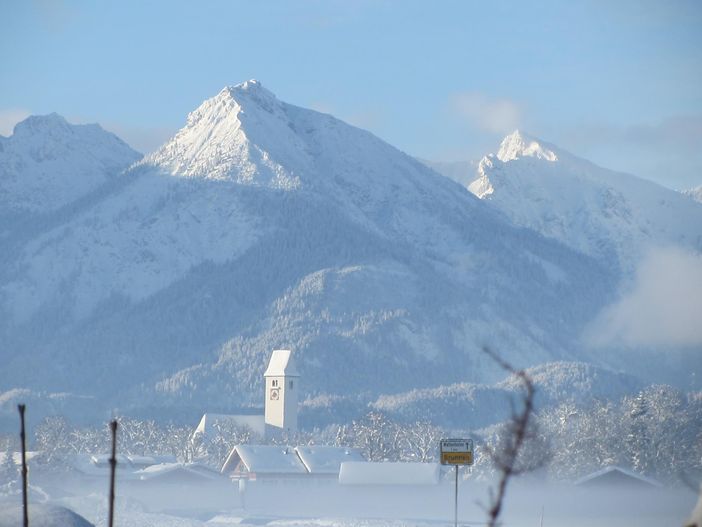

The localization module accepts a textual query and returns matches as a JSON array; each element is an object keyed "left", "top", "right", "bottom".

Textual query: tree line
[{"left": 1, "top": 384, "right": 699, "bottom": 487}]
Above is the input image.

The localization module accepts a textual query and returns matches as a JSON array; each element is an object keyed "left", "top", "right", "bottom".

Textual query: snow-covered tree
[
  {"left": 625, "top": 391, "right": 650, "bottom": 473},
  {"left": 33, "top": 416, "right": 75, "bottom": 470},
  {"left": 0, "top": 444, "right": 17, "bottom": 483},
  {"left": 350, "top": 411, "right": 401, "bottom": 461},
  {"left": 400, "top": 420, "right": 442, "bottom": 462}
]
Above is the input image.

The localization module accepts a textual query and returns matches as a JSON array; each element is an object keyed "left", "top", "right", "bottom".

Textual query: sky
[{"left": 1, "top": 0, "right": 701, "bottom": 190}]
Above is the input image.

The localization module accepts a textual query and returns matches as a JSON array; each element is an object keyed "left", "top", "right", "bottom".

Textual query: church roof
[
  {"left": 264, "top": 349, "right": 299, "bottom": 377},
  {"left": 194, "top": 413, "right": 266, "bottom": 438}
]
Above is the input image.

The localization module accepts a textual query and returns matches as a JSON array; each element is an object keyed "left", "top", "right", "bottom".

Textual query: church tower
[{"left": 264, "top": 349, "right": 299, "bottom": 436}]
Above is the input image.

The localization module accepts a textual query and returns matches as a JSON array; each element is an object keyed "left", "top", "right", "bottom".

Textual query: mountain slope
[{"left": 0, "top": 82, "right": 619, "bottom": 423}]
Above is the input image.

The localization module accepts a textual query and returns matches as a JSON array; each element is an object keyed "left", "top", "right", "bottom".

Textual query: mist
[
  {"left": 1, "top": 470, "right": 696, "bottom": 527},
  {"left": 586, "top": 245, "right": 702, "bottom": 349}
]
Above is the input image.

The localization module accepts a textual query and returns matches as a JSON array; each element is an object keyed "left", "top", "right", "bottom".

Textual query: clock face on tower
[{"left": 270, "top": 388, "right": 280, "bottom": 400}]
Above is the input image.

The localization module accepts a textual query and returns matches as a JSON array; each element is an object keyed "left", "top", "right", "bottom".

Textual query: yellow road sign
[
  {"left": 440, "top": 438, "right": 474, "bottom": 466},
  {"left": 440, "top": 451, "right": 473, "bottom": 465}
]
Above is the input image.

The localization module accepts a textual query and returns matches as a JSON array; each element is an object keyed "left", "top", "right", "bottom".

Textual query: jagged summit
[
  {"left": 497, "top": 130, "right": 558, "bottom": 162},
  {"left": 187, "top": 80, "right": 280, "bottom": 126},
  {"left": 460, "top": 130, "right": 702, "bottom": 266},
  {"left": 225, "top": 79, "right": 277, "bottom": 103}
]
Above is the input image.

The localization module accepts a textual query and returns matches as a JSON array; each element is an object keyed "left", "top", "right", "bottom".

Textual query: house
[
  {"left": 573, "top": 465, "right": 661, "bottom": 489},
  {"left": 221, "top": 444, "right": 308, "bottom": 480},
  {"left": 338, "top": 461, "right": 441, "bottom": 486}
]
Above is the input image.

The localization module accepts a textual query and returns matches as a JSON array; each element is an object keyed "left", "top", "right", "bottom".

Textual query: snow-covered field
[{"left": 1, "top": 477, "right": 695, "bottom": 527}]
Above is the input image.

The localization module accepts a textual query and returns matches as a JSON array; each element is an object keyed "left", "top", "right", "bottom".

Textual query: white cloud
[
  {"left": 450, "top": 92, "right": 522, "bottom": 134},
  {"left": 586, "top": 246, "right": 702, "bottom": 349},
  {"left": 0, "top": 108, "right": 31, "bottom": 136}
]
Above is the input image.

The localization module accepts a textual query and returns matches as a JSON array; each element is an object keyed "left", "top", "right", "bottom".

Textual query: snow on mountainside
[
  {"left": 369, "top": 361, "right": 643, "bottom": 429},
  {"left": 0, "top": 113, "right": 141, "bottom": 216},
  {"left": 0, "top": 81, "right": 618, "bottom": 423},
  {"left": 683, "top": 185, "right": 702, "bottom": 204},
  {"left": 429, "top": 131, "right": 702, "bottom": 269}
]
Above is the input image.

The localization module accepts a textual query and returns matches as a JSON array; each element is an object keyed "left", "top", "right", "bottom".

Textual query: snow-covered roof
[
  {"left": 68, "top": 453, "right": 171, "bottom": 476},
  {"left": 194, "top": 413, "right": 266, "bottom": 438},
  {"left": 136, "top": 462, "right": 221, "bottom": 482},
  {"left": 339, "top": 462, "right": 440, "bottom": 485},
  {"left": 294, "top": 446, "right": 364, "bottom": 474},
  {"left": 221, "top": 445, "right": 307, "bottom": 474},
  {"left": 573, "top": 465, "right": 661, "bottom": 487},
  {"left": 126, "top": 454, "right": 176, "bottom": 467},
  {"left": 264, "top": 349, "right": 299, "bottom": 377}
]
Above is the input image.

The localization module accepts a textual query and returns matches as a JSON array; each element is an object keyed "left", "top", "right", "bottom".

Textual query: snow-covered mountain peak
[
  {"left": 0, "top": 114, "right": 141, "bottom": 214},
  {"left": 497, "top": 130, "right": 558, "bottom": 163},
  {"left": 186, "top": 80, "right": 279, "bottom": 126},
  {"left": 226, "top": 79, "right": 277, "bottom": 104},
  {"left": 11, "top": 113, "right": 72, "bottom": 139},
  {"left": 143, "top": 81, "right": 308, "bottom": 189},
  {"left": 456, "top": 132, "right": 702, "bottom": 266}
]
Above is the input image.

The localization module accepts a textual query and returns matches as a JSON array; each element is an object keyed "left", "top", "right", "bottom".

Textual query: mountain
[
  {"left": 0, "top": 81, "right": 619, "bottom": 425},
  {"left": 429, "top": 131, "right": 702, "bottom": 270},
  {"left": 0, "top": 113, "right": 141, "bottom": 216}
]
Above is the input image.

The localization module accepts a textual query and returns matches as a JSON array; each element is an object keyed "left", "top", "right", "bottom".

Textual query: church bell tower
[{"left": 264, "top": 349, "right": 299, "bottom": 436}]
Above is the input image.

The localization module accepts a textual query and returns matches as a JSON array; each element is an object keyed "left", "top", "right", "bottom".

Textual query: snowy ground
[{"left": 1, "top": 476, "right": 696, "bottom": 527}]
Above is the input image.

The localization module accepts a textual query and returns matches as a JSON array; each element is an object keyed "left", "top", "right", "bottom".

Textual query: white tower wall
[{"left": 263, "top": 349, "right": 299, "bottom": 436}]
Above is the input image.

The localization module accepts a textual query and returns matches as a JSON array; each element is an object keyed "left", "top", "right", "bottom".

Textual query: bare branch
[{"left": 482, "top": 346, "right": 539, "bottom": 527}]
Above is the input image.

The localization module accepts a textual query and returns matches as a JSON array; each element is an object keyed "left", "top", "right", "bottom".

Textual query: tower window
[{"left": 272, "top": 379, "right": 278, "bottom": 387}]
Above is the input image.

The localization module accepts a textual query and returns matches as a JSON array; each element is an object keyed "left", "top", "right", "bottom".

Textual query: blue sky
[{"left": 1, "top": 0, "right": 701, "bottom": 189}]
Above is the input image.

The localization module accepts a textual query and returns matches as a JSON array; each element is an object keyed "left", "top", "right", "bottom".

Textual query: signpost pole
[
  {"left": 18, "top": 404, "right": 28, "bottom": 527},
  {"left": 440, "top": 438, "right": 473, "bottom": 527},
  {"left": 108, "top": 420, "right": 118, "bottom": 527},
  {"left": 454, "top": 464, "right": 458, "bottom": 527}
]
